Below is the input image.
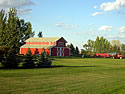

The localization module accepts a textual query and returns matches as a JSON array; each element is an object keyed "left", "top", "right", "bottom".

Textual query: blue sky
[{"left": 0, "top": 0, "right": 125, "bottom": 49}]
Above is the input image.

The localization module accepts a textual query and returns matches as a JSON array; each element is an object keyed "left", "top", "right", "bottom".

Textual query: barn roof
[
  {"left": 20, "top": 44, "right": 55, "bottom": 48},
  {"left": 25, "top": 37, "right": 67, "bottom": 42}
]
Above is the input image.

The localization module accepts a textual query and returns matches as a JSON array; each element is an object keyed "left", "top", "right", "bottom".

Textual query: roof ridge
[{"left": 25, "top": 37, "right": 63, "bottom": 42}]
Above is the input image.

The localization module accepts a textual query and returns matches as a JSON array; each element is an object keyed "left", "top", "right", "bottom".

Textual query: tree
[
  {"left": 23, "top": 48, "right": 35, "bottom": 68},
  {"left": 38, "top": 31, "right": 43, "bottom": 37},
  {"left": 121, "top": 43, "right": 125, "bottom": 56},
  {"left": 83, "top": 36, "right": 115, "bottom": 53},
  {"left": 105, "top": 40, "right": 111, "bottom": 53},
  {"left": 67, "top": 43, "right": 75, "bottom": 55},
  {"left": 0, "top": 46, "right": 9, "bottom": 64},
  {"left": 100, "top": 36, "right": 105, "bottom": 52},
  {"left": 37, "top": 49, "right": 52, "bottom": 67},
  {"left": 80, "top": 49, "right": 84, "bottom": 55},
  {"left": 0, "top": 8, "right": 34, "bottom": 53},
  {"left": 87, "top": 39, "right": 94, "bottom": 52},
  {"left": 83, "top": 36, "right": 124, "bottom": 54},
  {"left": 121, "top": 44, "right": 125, "bottom": 51},
  {"left": 75, "top": 46, "right": 79, "bottom": 55},
  {"left": 94, "top": 36, "right": 100, "bottom": 53},
  {"left": 0, "top": 10, "right": 7, "bottom": 46},
  {"left": 1, "top": 49, "right": 20, "bottom": 69},
  {"left": 83, "top": 44, "right": 89, "bottom": 51},
  {"left": 111, "top": 40, "right": 121, "bottom": 47}
]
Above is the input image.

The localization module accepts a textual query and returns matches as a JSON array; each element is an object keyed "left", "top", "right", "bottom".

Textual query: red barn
[{"left": 20, "top": 37, "right": 70, "bottom": 56}]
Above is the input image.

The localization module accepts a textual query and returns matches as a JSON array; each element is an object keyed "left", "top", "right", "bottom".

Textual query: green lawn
[{"left": 0, "top": 58, "right": 125, "bottom": 94}]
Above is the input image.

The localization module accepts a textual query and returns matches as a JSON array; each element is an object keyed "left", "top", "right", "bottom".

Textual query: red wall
[
  {"left": 64, "top": 48, "right": 70, "bottom": 56},
  {"left": 51, "top": 48, "right": 57, "bottom": 56},
  {"left": 20, "top": 47, "right": 70, "bottom": 56},
  {"left": 20, "top": 48, "right": 50, "bottom": 55},
  {"left": 56, "top": 38, "right": 66, "bottom": 47}
]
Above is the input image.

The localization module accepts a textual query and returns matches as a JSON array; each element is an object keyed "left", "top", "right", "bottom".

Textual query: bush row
[{"left": 0, "top": 47, "right": 52, "bottom": 69}]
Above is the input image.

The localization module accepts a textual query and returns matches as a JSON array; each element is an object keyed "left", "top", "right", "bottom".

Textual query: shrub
[
  {"left": 2, "top": 49, "right": 20, "bottom": 69},
  {"left": 37, "top": 49, "right": 52, "bottom": 68},
  {"left": 23, "top": 48, "right": 35, "bottom": 68}
]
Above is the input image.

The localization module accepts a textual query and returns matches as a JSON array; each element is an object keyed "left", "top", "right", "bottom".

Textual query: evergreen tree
[
  {"left": 38, "top": 31, "right": 43, "bottom": 37},
  {"left": 69, "top": 43, "right": 75, "bottom": 55},
  {"left": 0, "top": 9, "right": 7, "bottom": 46},
  {"left": 75, "top": 46, "right": 79, "bottom": 55},
  {"left": 0, "top": 8, "right": 34, "bottom": 53},
  {"left": 0, "top": 46, "right": 9, "bottom": 64},
  {"left": 2, "top": 49, "right": 20, "bottom": 69},
  {"left": 37, "top": 49, "right": 51, "bottom": 67},
  {"left": 23, "top": 48, "right": 35, "bottom": 68}
]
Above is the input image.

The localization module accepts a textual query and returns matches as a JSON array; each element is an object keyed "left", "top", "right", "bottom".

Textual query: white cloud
[
  {"left": 91, "top": 12, "right": 103, "bottom": 16},
  {"left": 89, "top": 29, "right": 95, "bottom": 31},
  {"left": 93, "top": 5, "right": 97, "bottom": 9},
  {"left": 64, "top": 24, "right": 79, "bottom": 30},
  {"left": 18, "top": 9, "right": 32, "bottom": 15},
  {"left": 101, "top": 0, "right": 125, "bottom": 11},
  {"left": 0, "top": 0, "right": 35, "bottom": 8},
  {"left": 56, "top": 22, "right": 79, "bottom": 30},
  {"left": 120, "top": 26, "right": 125, "bottom": 33},
  {"left": 0, "top": 0, "right": 36, "bottom": 15},
  {"left": 99, "top": 25, "right": 113, "bottom": 31},
  {"left": 56, "top": 22, "right": 64, "bottom": 27},
  {"left": 108, "top": 35, "right": 125, "bottom": 39}
]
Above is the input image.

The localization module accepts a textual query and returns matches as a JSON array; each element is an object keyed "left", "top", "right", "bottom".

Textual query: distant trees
[
  {"left": 121, "top": 44, "right": 125, "bottom": 56},
  {"left": 67, "top": 43, "right": 79, "bottom": 56},
  {"left": 83, "top": 36, "right": 125, "bottom": 56},
  {"left": 83, "top": 36, "right": 111, "bottom": 53}
]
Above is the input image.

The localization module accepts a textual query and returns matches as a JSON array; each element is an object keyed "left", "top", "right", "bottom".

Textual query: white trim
[{"left": 56, "top": 47, "right": 65, "bottom": 57}]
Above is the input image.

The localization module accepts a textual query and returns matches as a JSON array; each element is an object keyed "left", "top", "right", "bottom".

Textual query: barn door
[{"left": 57, "top": 48, "right": 64, "bottom": 56}]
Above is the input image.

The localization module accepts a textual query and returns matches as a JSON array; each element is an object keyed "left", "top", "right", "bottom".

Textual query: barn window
[{"left": 58, "top": 42, "right": 64, "bottom": 46}]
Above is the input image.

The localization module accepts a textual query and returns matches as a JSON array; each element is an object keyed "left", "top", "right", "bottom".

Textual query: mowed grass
[{"left": 0, "top": 58, "right": 125, "bottom": 94}]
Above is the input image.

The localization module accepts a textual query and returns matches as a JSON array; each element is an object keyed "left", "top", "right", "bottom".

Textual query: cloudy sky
[{"left": 0, "top": 0, "right": 125, "bottom": 49}]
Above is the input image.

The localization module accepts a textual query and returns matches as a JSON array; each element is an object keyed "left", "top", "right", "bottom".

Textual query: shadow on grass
[
  {"left": 51, "top": 65, "right": 97, "bottom": 68},
  {"left": 0, "top": 65, "right": 97, "bottom": 70}
]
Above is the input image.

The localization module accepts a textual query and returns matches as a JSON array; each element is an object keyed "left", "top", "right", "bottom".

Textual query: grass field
[{"left": 0, "top": 58, "right": 125, "bottom": 94}]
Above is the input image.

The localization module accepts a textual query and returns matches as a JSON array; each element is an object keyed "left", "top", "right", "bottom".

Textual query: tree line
[
  {"left": 0, "top": 47, "right": 51, "bottom": 69},
  {"left": 67, "top": 43, "right": 80, "bottom": 56},
  {"left": 82, "top": 36, "right": 125, "bottom": 56}
]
